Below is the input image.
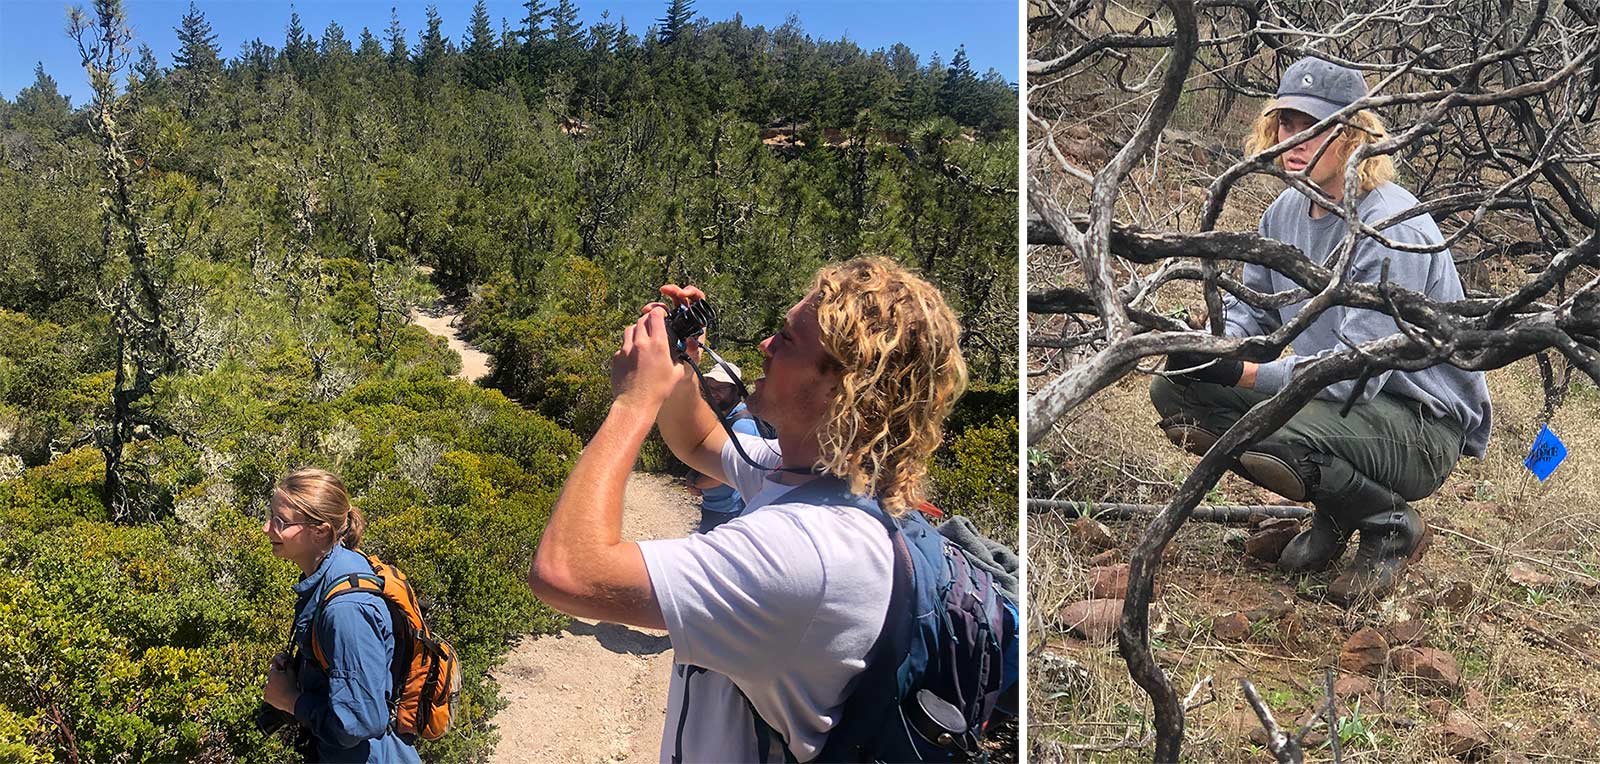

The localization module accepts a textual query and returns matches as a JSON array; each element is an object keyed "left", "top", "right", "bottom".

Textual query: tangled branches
[{"left": 1028, "top": 0, "right": 1598, "bottom": 760}]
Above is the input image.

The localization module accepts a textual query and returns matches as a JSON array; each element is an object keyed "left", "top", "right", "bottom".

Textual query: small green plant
[
  {"left": 1250, "top": 618, "right": 1280, "bottom": 642},
  {"left": 1295, "top": 574, "right": 1318, "bottom": 598},
  {"left": 1336, "top": 698, "right": 1380, "bottom": 748},
  {"left": 1525, "top": 587, "right": 1555, "bottom": 606}
]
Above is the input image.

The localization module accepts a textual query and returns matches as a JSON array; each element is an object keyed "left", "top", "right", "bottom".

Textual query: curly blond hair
[
  {"left": 810, "top": 258, "right": 968, "bottom": 514},
  {"left": 1245, "top": 107, "right": 1395, "bottom": 195}
]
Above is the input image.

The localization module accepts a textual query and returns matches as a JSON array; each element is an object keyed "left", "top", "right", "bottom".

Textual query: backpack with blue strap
[{"left": 745, "top": 476, "right": 1021, "bottom": 763}]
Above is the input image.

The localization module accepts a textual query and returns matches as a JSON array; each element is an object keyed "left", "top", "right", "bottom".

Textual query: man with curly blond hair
[
  {"left": 1152, "top": 57, "right": 1492, "bottom": 605},
  {"left": 527, "top": 257, "right": 968, "bottom": 762}
]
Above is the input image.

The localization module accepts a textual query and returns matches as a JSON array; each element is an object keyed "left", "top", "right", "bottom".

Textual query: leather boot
[
  {"left": 1328, "top": 503, "right": 1430, "bottom": 605},
  {"left": 1231, "top": 442, "right": 1370, "bottom": 572}
]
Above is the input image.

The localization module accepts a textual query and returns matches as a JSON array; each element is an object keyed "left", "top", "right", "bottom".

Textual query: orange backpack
[{"left": 310, "top": 553, "right": 462, "bottom": 741}]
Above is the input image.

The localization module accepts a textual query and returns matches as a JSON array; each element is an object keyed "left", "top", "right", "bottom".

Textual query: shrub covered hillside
[{"left": 0, "top": 0, "right": 1018, "bottom": 761}]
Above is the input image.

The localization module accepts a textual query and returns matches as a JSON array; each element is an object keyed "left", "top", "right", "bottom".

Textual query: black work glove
[{"left": 1165, "top": 351, "right": 1244, "bottom": 386}]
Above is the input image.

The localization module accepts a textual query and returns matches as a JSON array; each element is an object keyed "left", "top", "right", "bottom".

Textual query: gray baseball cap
[{"left": 1268, "top": 57, "right": 1368, "bottom": 121}]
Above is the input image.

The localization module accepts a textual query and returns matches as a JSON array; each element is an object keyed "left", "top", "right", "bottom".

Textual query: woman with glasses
[{"left": 260, "top": 468, "right": 420, "bottom": 763}]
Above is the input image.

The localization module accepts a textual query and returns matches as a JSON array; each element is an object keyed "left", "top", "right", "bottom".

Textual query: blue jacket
[{"left": 291, "top": 546, "right": 421, "bottom": 763}]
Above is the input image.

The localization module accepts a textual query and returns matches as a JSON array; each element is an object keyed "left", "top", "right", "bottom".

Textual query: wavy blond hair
[
  {"left": 1246, "top": 107, "right": 1395, "bottom": 195},
  {"left": 811, "top": 258, "right": 968, "bottom": 514}
]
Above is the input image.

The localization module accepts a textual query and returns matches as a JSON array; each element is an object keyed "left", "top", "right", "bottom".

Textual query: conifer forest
[{"left": 0, "top": 0, "right": 1019, "bottom": 760}]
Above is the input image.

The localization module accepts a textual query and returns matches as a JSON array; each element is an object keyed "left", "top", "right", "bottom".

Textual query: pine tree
[
  {"left": 464, "top": 0, "right": 499, "bottom": 89},
  {"left": 13, "top": 62, "right": 72, "bottom": 132},
  {"left": 322, "top": 21, "right": 352, "bottom": 59},
  {"left": 657, "top": 0, "right": 694, "bottom": 45},
  {"left": 416, "top": 4, "right": 449, "bottom": 79},
  {"left": 171, "top": 1, "right": 220, "bottom": 117},
  {"left": 550, "top": 0, "right": 581, "bottom": 44},
  {"left": 386, "top": 6, "right": 409, "bottom": 64},
  {"left": 284, "top": 8, "right": 309, "bottom": 67},
  {"left": 131, "top": 44, "right": 161, "bottom": 87},
  {"left": 171, "top": 1, "right": 219, "bottom": 72},
  {"left": 939, "top": 45, "right": 979, "bottom": 125},
  {"left": 518, "top": 0, "right": 549, "bottom": 48},
  {"left": 358, "top": 27, "right": 384, "bottom": 61}
]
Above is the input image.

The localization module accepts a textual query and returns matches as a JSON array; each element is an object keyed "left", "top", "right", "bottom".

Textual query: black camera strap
[{"left": 677, "top": 343, "right": 818, "bottom": 476}]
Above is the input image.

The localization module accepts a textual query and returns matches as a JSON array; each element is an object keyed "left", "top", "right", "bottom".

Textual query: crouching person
[{"left": 528, "top": 257, "right": 1012, "bottom": 762}]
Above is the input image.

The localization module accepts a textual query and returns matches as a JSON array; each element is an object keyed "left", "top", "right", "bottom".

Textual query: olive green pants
[{"left": 1149, "top": 376, "right": 1464, "bottom": 503}]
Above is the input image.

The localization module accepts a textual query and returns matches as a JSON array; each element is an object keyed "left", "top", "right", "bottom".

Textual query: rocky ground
[{"left": 1029, "top": 359, "right": 1600, "bottom": 763}]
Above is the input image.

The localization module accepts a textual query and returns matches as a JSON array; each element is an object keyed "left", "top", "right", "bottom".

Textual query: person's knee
[{"left": 1149, "top": 375, "right": 1183, "bottom": 418}]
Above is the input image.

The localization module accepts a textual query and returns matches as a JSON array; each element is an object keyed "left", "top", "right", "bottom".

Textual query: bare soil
[
  {"left": 488, "top": 472, "right": 694, "bottom": 764},
  {"left": 411, "top": 288, "right": 696, "bottom": 763},
  {"left": 410, "top": 300, "right": 491, "bottom": 384}
]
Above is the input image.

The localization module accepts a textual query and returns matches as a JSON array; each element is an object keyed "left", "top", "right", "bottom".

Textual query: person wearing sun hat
[
  {"left": 1150, "top": 56, "right": 1493, "bottom": 605},
  {"left": 682, "top": 358, "right": 772, "bottom": 533}
]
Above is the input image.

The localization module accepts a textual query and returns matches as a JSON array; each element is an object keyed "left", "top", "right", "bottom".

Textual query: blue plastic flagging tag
[{"left": 1523, "top": 424, "right": 1567, "bottom": 481}]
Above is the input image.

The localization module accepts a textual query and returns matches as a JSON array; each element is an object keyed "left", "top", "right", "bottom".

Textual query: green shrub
[{"left": 930, "top": 414, "right": 1019, "bottom": 548}]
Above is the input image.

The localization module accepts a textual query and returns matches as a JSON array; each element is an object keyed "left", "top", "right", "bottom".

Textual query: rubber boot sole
[{"left": 1237, "top": 450, "right": 1312, "bottom": 502}]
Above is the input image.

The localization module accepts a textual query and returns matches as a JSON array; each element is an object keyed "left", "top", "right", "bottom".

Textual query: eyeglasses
[{"left": 267, "top": 515, "right": 320, "bottom": 532}]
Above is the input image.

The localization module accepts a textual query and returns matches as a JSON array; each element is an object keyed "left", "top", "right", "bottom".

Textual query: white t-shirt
[{"left": 638, "top": 432, "right": 894, "bottom": 763}]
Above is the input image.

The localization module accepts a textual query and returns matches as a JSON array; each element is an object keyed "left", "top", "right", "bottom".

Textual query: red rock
[
  {"left": 1506, "top": 562, "right": 1555, "bottom": 587},
  {"left": 1212, "top": 612, "right": 1250, "bottom": 642},
  {"left": 1332, "top": 674, "right": 1374, "bottom": 698},
  {"left": 1463, "top": 686, "right": 1489, "bottom": 714},
  {"left": 1072, "top": 517, "right": 1117, "bottom": 550},
  {"left": 1386, "top": 620, "right": 1426, "bottom": 645},
  {"left": 1059, "top": 599, "right": 1123, "bottom": 642},
  {"left": 1243, "top": 517, "right": 1302, "bottom": 562},
  {"left": 1087, "top": 548, "right": 1119, "bottom": 567},
  {"left": 1460, "top": 499, "right": 1504, "bottom": 516},
  {"left": 1439, "top": 710, "right": 1491, "bottom": 759},
  {"left": 1440, "top": 581, "right": 1475, "bottom": 611},
  {"left": 1391, "top": 647, "right": 1462, "bottom": 691},
  {"left": 1423, "top": 698, "right": 1453, "bottom": 719},
  {"left": 1338, "top": 627, "right": 1391, "bottom": 676},
  {"left": 1278, "top": 611, "right": 1306, "bottom": 643},
  {"left": 1088, "top": 565, "right": 1126, "bottom": 599},
  {"left": 1088, "top": 563, "right": 1161, "bottom": 599}
]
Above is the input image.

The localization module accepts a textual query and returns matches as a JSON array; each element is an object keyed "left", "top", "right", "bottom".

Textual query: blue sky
[{"left": 0, "top": 0, "right": 1020, "bottom": 106}]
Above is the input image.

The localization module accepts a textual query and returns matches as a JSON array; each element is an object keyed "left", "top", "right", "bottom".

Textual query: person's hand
[
  {"left": 1165, "top": 351, "right": 1244, "bottom": 387},
  {"left": 650, "top": 284, "right": 709, "bottom": 364},
  {"left": 612, "top": 309, "right": 683, "bottom": 411},
  {"left": 263, "top": 656, "right": 300, "bottom": 713}
]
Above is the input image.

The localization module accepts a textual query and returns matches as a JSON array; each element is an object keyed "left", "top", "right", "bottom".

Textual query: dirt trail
[
  {"left": 410, "top": 298, "right": 491, "bottom": 384},
  {"left": 410, "top": 287, "right": 694, "bottom": 763}
]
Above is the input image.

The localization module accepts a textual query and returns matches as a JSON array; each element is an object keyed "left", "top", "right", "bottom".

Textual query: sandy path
[
  {"left": 410, "top": 284, "right": 694, "bottom": 763},
  {"left": 410, "top": 300, "right": 491, "bottom": 383},
  {"left": 488, "top": 473, "right": 694, "bottom": 764}
]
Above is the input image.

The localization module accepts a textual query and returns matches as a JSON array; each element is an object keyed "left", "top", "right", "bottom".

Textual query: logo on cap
[{"left": 1302, "top": 73, "right": 1314, "bottom": 87}]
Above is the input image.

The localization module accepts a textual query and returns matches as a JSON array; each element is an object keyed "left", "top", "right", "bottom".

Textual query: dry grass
[
  {"left": 1029, "top": 7, "right": 1600, "bottom": 759},
  {"left": 1028, "top": 361, "right": 1600, "bottom": 762}
]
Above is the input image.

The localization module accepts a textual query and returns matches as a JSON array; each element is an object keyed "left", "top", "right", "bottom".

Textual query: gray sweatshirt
[{"left": 1223, "top": 182, "right": 1493, "bottom": 457}]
